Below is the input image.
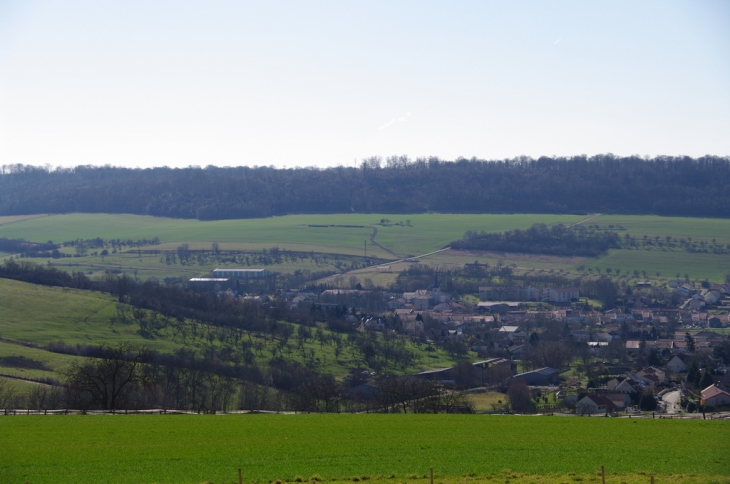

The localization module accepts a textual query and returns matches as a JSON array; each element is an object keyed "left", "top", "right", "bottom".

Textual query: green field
[
  {"left": 2, "top": 212, "right": 730, "bottom": 281},
  {"left": 579, "top": 249, "right": 730, "bottom": 282},
  {"left": 0, "top": 213, "right": 586, "bottom": 258},
  {"left": 0, "top": 278, "right": 462, "bottom": 381},
  {"left": 1, "top": 415, "right": 727, "bottom": 484}
]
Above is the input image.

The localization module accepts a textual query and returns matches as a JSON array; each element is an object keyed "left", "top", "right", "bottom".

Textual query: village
[{"left": 189, "top": 268, "right": 730, "bottom": 415}]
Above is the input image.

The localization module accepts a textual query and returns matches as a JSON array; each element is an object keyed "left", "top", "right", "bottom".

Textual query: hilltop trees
[{"left": 2, "top": 155, "right": 729, "bottom": 220}]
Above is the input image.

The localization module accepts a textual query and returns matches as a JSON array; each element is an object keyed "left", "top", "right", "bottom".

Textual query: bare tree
[
  {"left": 0, "top": 378, "right": 17, "bottom": 409},
  {"left": 507, "top": 379, "right": 532, "bottom": 413},
  {"left": 66, "top": 343, "right": 150, "bottom": 410},
  {"left": 26, "top": 385, "right": 66, "bottom": 411}
]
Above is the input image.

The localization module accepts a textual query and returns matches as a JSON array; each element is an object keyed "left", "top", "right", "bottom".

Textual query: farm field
[
  {"left": 1, "top": 415, "right": 727, "bottom": 484},
  {"left": 2, "top": 213, "right": 730, "bottom": 281},
  {"left": 579, "top": 249, "right": 730, "bottom": 282},
  {"left": 593, "top": 215, "right": 730, "bottom": 243},
  {"left": 0, "top": 213, "right": 586, "bottom": 258},
  {"left": 0, "top": 278, "right": 463, "bottom": 380},
  {"left": 34, "top": 250, "right": 368, "bottom": 284}
]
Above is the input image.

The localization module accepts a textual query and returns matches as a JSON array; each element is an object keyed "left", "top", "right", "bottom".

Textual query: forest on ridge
[{"left": 1, "top": 154, "right": 729, "bottom": 220}]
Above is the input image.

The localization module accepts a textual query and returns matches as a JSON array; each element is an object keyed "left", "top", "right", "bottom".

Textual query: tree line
[
  {"left": 451, "top": 223, "right": 622, "bottom": 257},
  {"left": 2, "top": 154, "right": 729, "bottom": 219},
  {"left": 0, "top": 236, "right": 160, "bottom": 259}
]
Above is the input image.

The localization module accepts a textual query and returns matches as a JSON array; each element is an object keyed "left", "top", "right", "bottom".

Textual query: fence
[{"left": 1, "top": 408, "right": 292, "bottom": 415}]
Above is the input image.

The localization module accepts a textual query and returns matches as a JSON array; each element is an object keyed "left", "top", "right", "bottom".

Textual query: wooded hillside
[{"left": 1, "top": 154, "right": 728, "bottom": 219}]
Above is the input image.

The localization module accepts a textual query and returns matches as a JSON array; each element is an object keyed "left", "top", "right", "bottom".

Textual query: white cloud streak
[{"left": 378, "top": 112, "right": 412, "bottom": 130}]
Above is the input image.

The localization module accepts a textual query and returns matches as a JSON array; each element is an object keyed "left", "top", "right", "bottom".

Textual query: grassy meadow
[
  {"left": 1, "top": 212, "right": 730, "bottom": 281},
  {"left": 1, "top": 414, "right": 727, "bottom": 484}
]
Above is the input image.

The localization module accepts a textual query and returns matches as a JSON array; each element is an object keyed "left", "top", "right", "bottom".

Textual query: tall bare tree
[{"left": 66, "top": 343, "right": 150, "bottom": 410}]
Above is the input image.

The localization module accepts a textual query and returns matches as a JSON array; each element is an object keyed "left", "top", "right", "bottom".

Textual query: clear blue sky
[{"left": 1, "top": 0, "right": 729, "bottom": 168}]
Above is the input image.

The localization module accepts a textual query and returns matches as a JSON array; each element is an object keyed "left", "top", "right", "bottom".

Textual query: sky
[{"left": 1, "top": 0, "right": 729, "bottom": 169}]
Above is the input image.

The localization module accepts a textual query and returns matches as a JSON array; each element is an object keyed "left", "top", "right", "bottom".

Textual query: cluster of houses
[
  {"left": 670, "top": 281, "right": 730, "bottom": 311},
  {"left": 182, "top": 267, "right": 730, "bottom": 413},
  {"left": 625, "top": 330, "right": 728, "bottom": 357}
]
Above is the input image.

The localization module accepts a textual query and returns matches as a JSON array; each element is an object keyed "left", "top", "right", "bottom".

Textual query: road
[
  {"left": 662, "top": 389, "right": 682, "bottom": 414},
  {"left": 568, "top": 213, "right": 601, "bottom": 227}
]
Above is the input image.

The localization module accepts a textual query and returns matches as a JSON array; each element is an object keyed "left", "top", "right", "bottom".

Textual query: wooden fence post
[
  {"left": 238, "top": 467, "right": 243, "bottom": 484},
  {"left": 650, "top": 475, "right": 654, "bottom": 484},
  {"left": 430, "top": 467, "right": 433, "bottom": 484},
  {"left": 601, "top": 465, "right": 605, "bottom": 484}
]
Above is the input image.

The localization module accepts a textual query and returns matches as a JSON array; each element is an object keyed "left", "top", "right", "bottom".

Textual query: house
[
  {"left": 687, "top": 295, "right": 706, "bottom": 311},
  {"left": 413, "top": 296, "right": 430, "bottom": 311},
  {"left": 433, "top": 301, "right": 465, "bottom": 313},
  {"left": 477, "top": 301, "right": 521, "bottom": 313},
  {"left": 597, "top": 392, "right": 632, "bottom": 410},
  {"left": 625, "top": 340, "right": 652, "bottom": 353},
  {"left": 606, "top": 377, "right": 623, "bottom": 391},
  {"left": 594, "top": 332, "right": 615, "bottom": 342},
  {"left": 417, "top": 358, "right": 516, "bottom": 387},
  {"left": 667, "top": 354, "right": 690, "bottom": 374},
  {"left": 526, "top": 286, "right": 542, "bottom": 301},
  {"left": 507, "top": 344, "right": 527, "bottom": 359},
  {"left": 386, "top": 298, "right": 407, "bottom": 310},
  {"left": 636, "top": 367, "right": 667, "bottom": 385},
  {"left": 655, "top": 339, "right": 674, "bottom": 351},
  {"left": 360, "top": 317, "right": 385, "bottom": 331},
  {"left": 702, "top": 290, "right": 722, "bottom": 305},
  {"left": 576, "top": 394, "right": 617, "bottom": 415},
  {"left": 674, "top": 283, "right": 695, "bottom": 298},
  {"left": 694, "top": 331, "right": 724, "bottom": 342},
  {"left": 701, "top": 383, "right": 730, "bottom": 407},
  {"left": 403, "top": 289, "right": 433, "bottom": 301},
  {"left": 543, "top": 287, "right": 580, "bottom": 303},
  {"left": 513, "top": 367, "right": 560, "bottom": 386},
  {"left": 498, "top": 325, "right": 525, "bottom": 342},
  {"left": 479, "top": 286, "right": 526, "bottom": 301},
  {"left": 607, "top": 376, "right": 646, "bottom": 394}
]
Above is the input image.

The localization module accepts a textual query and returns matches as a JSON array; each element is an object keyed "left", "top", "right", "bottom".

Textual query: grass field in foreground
[{"left": 1, "top": 415, "right": 727, "bottom": 484}]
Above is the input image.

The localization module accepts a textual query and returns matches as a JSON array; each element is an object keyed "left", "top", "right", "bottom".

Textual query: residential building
[{"left": 701, "top": 383, "right": 730, "bottom": 407}]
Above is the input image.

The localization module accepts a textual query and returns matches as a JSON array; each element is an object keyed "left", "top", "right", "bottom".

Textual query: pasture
[{"left": 1, "top": 415, "right": 727, "bottom": 484}]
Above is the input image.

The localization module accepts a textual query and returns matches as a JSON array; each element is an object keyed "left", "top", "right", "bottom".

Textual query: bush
[{"left": 639, "top": 391, "right": 657, "bottom": 411}]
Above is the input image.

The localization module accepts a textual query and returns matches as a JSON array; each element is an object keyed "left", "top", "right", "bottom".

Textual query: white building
[{"left": 213, "top": 268, "right": 269, "bottom": 278}]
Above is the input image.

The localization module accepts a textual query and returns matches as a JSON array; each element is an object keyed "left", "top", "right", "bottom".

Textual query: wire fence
[{"left": 2, "top": 408, "right": 729, "bottom": 418}]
